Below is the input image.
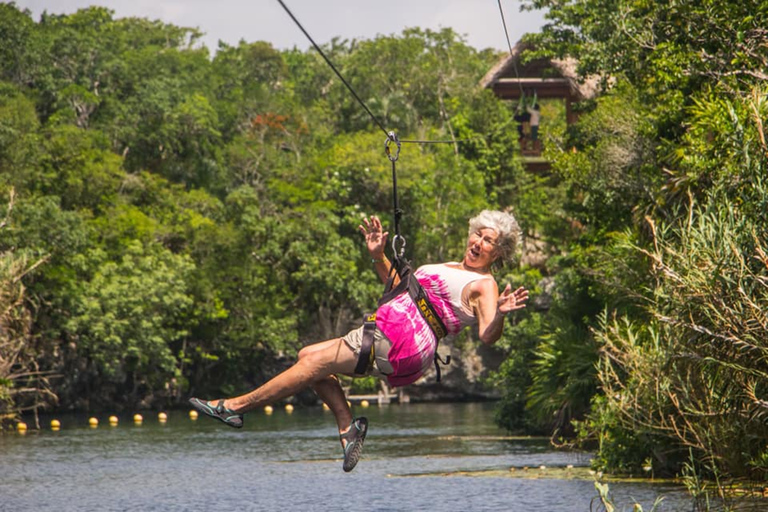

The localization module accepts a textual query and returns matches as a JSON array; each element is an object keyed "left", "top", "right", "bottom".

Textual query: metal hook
[{"left": 384, "top": 131, "right": 401, "bottom": 162}]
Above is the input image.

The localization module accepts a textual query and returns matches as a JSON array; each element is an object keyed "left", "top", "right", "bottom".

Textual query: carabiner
[
  {"left": 391, "top": 234, "right": 406, "bottom": 259},
  {"left": 384, "top": 131, "right": 401, "bottom": 162}
]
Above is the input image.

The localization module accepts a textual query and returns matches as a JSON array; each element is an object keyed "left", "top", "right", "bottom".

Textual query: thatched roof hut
[{"left": 480, "top": 40, "right": 600, "bottom": 108}]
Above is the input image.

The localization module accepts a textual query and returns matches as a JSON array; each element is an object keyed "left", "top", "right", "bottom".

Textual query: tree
[
  {"left": 0, "top": 4, "right": 38, "bottom": 87},
  {"left": 0, "top": 9, "right": 544, "bottom": 415},
  {"left": 0, "top": 82, "right": 42, "bottom": 190},
  {"left": 64, "top": 241, "right": 195, "bottom": 407},
  {"left": 518, "top": 0, "right": 768, "bottom": 483}
]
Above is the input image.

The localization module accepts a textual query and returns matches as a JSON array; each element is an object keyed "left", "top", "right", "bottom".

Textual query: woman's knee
[
  {"left": 298, "top": 338, "right": 357, "bottom": 374},
  {"left": 296, "top": 340, "right": 330, "bottom": 368},
  {"left": 298, "top": 345, "right": 312, "bottom": 361},
  {"left": 298, "top": 338, "right": 337, "bottom": 362}
]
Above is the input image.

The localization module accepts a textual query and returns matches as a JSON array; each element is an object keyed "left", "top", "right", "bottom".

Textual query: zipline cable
[
  {"left": 496, "top": 0, "right": 525, "bottom": 97},
  {"left": 276, "top": 0, "right": 492, "bottom": 260},
  {"left": 385, "top": 133, "right": 405, "bottom": 259},
  {"left": 275, "top": 0, "right": 390, "bottom": 139},
  {"left": 276, "top": 0, "right": 477, "bottom": 147},
  {"left": 277, "top": 0, "right": 412, "bottom": 260},
  {"left": 497, "top": 0, "right": 515, "bottom": 55}
]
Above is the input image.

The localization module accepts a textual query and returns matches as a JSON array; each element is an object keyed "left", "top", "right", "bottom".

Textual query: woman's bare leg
[
  {"left": 221, "top": 338, "right": 357, "bottom": 419},
  {"left": 296, "top": 341, "right": 355, "bottom": 431},
  {"left": 312, "top": 375, "right": 353, "bottom": 432}
]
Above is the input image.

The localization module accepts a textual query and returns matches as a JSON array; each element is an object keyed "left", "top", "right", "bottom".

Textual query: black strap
[
  {"left": 433, "top": 352, "right": 452, "bottom": 382},
  {"left": 354, "top": 312, "right": 378, "bottom": 375},
  {"left": 353, "top": 260, "right": 404, "bottom": 376},
  {"left": 405, "top": 270, "right": 452, "bottom": 382},
  {"left": 408, "top": 276, "right": 448, "bottom": 339},
  {"left": 392, "top": 261, "right": 453, "bottom": 382},
  {"left": 355, "top": 259, "right": 453, "bottom": 381},
  {"left": 378, "top": 258, "right": 408, "bottom": 306}
]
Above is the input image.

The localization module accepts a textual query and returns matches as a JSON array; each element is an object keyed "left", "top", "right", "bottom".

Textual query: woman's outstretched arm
[
  {"left": 359, "top": 215, "right": 395, "bottom": 284},
  {"left": 473, "top": 280, "right": 529, "bottom": 344}
]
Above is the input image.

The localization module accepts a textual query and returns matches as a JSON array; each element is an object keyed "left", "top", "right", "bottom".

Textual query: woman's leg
[
  {"left": 295, "top": 340, "right": 354, "bottom": 431},
  {"left": 312, "top": 375, "right": 353, "bottom": 431},
  {"left": 221, "top": 337, "right": 357, "bottom": 417}
]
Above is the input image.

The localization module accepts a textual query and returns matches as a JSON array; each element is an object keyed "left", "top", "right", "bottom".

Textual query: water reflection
[{"left": 0, "top": 402, "right": 692, "bottom": 511}]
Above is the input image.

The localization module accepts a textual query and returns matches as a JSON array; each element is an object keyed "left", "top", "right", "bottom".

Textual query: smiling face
[{"left": 463, "top": 227, "right": 500, "bottom": 272}]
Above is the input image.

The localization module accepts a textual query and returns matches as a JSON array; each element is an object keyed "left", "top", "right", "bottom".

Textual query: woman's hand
[
  {"left": 497, "top": 284, "right": 529, "bottom": 315},
  {"left": 473, "top": 280, "right": 529, "bottom": 344},
  {"left": 358, "top": 215, "right": 388, "bottom": 259}
]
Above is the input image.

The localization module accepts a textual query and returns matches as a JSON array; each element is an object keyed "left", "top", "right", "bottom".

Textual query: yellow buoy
[
  {"left": 109, "top": 415, "right": 119, "bottom": 426},
  {"left": 347, "top": 400, "right": 351, "bottom": 408},
  {"left": 285, "top": 404, "right": 294, "bottom": 414},
  {"left": 322, "top": 403, "right": 330, "bottom": 411},
  {"left": 158, "top": 412, "right": 168, "bottom": 422},
  {"left": 88, "top": 417, "right": 99, "bottom": 427},
  {"left": 16, "top": 422, "right": 28, "bottom": 432},
  {"left": 360, "top": 400, "right": 370, "bottom": 408},
  {"left": 50, "top": 419, "right": 61, "bottom": 430},
  {"left": 133, "top": 414, "right": 143, "bottom": 423},
  {"left": 189, "top": 410, "right": 199, "bottom": 420},
  {"left": 264, "top": 405, "right": 274, "bottom": 415}
]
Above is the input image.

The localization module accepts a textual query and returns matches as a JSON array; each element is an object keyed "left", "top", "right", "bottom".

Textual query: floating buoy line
[{"left": 10, "top": 403, "right": 379, "bottom": 432}]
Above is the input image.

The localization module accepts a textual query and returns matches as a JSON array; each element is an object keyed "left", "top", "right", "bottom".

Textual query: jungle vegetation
[{"left": 1, "top": 0, "right": 767, "bottom": 488}]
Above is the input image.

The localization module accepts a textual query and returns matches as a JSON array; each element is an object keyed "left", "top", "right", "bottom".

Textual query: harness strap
[
  {"left": 434, "top": 352, "right": 452, "bottom": 382},
  {"left": 408, "top": 276, "right": 447, "bottom": 339},
  {"left": 405, "top": 269, "right": 451, "bottom": 382},
  {"left": 353, "top": 312, "right": 378, "bottom": 375},
  {"left": 378, "top": 259, "right": 408, "bottom": 306},
  {"left": 354, "top": 260, "right": 452, "bottom": 381},
  {"left": 354, "top": 261, "right": 404, "bottom": 376}
]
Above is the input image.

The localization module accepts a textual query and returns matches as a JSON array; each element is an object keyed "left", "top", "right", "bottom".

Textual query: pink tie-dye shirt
[{"left": 375, "top": 263, "right": 494, "bottom": 387}]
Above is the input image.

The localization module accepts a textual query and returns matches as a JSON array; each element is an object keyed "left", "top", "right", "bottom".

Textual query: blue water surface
[{"left": 0, "top": 402, "right": 690, "bottom": 511}]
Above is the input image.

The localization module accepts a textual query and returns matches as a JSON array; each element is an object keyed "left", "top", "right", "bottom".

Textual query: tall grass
[
  {"left": 583, "top": 88, "right": 768, "bottom": 488},
  {"left": 0, "top": 190, "right": 52, "bottom": 428}
]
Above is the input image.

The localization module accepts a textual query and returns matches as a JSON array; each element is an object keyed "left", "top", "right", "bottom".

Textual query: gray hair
[{"left": 468, "top": 210, "right": 521, "bottom": 265}]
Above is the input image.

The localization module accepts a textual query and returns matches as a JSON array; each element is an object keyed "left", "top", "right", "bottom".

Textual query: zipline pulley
[
  {"left": 385, "top": 132, "right": 406, "bottom": 261},
  {"left": 384, "top": 131, "right": 401, "bottom": 162}
]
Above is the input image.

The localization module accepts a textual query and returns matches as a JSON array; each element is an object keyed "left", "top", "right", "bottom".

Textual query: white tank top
[{"left": 416, "top": 262, "right": 494, "bottom": 330}]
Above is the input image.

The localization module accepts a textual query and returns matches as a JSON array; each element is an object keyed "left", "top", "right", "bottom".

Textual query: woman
[{"left": 189, "top": 210, "right": 528, "bottom": 472}]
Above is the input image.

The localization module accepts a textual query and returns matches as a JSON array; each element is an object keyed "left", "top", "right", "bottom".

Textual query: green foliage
[
  {"left": 495, "top": 0, "right": 768, "bottom": 489},
  {"left": 548, "top": 82, "right": 660, "bottom": 229},
  {"left": 583, "top": 90, "right": 768, "bottom": 481},
  {"left": 0, "top": 3, "right": 561, "bottom": 421},
  {"left": 0, "top": 82, "right": 43, "bottom": 188},
  {"left": 0, "top": 4, "right": 43, "bottom": 88},
  {"left": 39, "top": 125, "right": 124, "bottom": 211},
  {"left": 347, "top": 375, "right": 379, "bottom": 395},
  {"left": 525, "top": 0, "right": 768, "bottom": 103},
  {"left": 0, "top": 190, "right": 52, "bottom": 418},
  {"left": 64, "top": 242, "right": 195, "bottom": 402},
  {"left": 0, "top": 246, "right": 39, "bottom": 417},
  {"left": 491, "top": 309, "right": 545, "bottom": 433}
]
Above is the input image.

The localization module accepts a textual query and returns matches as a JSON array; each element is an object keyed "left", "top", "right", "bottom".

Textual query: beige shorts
[{"left": 342, "top": 325, "right": 394, "bottom": 377}]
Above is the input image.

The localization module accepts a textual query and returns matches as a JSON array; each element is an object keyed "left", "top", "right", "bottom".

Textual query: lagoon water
[{"left": 0, "top": 402, "right": 689, "bottom": 511}]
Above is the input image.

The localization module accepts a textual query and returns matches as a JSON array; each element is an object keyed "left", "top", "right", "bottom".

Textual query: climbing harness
[
  {"left": 354, "top": 132, "right": 452, "bottom": 382},
  {"left": 354, "top": 259, "right": 452, "bottom": 381}
]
